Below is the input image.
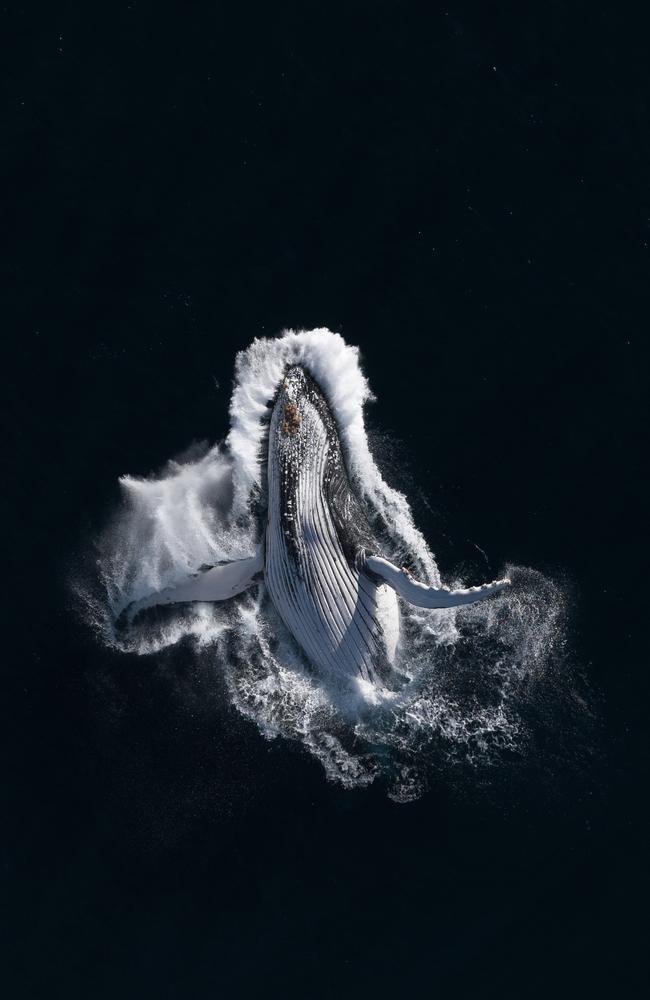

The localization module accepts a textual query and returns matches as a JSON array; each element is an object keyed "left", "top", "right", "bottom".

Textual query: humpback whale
[{"left": 124, "top": 364, "right": 510, "bottom": 690}]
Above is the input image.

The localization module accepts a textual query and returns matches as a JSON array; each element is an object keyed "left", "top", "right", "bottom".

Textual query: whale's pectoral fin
[
  {"left": 120, "top": 550, "right": 264, "bottom": 623},
  {"left": 363, "top": 554, "right": 510, "bottom": 609}
]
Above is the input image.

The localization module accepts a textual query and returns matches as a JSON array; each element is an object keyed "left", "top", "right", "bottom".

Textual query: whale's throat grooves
[{"left": 265, "top": 368, "right": 389, "bottom": 685}]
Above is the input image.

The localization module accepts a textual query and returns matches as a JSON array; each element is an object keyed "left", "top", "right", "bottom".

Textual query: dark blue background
[{"left": 4, "top": 2, "right": 647, "bottom": 997}]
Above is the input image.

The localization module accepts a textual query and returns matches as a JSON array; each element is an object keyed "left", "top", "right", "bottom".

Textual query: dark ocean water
[{"left": 4, "top": 2, "right": 648, "bottom": 997}]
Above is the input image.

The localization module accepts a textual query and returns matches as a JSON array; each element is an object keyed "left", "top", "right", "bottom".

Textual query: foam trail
[{"left": 84, "top": 329, "right": 573, "bottom": 799}]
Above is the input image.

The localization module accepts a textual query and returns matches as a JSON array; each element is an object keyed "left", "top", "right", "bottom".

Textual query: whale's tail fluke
[
  {"left": 364, "top": 555, "right": 510, "bottom": 609},
  {"left": 118, "top": 550, "right": 264, "bottom": 624}
]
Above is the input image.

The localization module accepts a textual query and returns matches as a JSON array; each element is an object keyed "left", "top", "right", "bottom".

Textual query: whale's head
[
  {"left": 267, "top": 363, "right": 352, "bottom": 566},
  {"left": 267, "top": 363, "right": 378, "bottom": 564},
  {"left": 269, "top": 365, "right": 339, "bottom": 480}
]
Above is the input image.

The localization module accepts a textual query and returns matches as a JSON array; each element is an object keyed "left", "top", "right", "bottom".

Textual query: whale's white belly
[{"left": 265, "top": 412, "right": 397, "bottom": 685}]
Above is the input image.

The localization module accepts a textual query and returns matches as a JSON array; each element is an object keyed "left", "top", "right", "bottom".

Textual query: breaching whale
[{"left": 124, "top": 365, "right": 510, "bottom": 689}]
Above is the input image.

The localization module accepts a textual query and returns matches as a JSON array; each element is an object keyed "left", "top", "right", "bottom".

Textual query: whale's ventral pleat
[{"left": 265, "top": 366, "right": 399, "bottom": 688}]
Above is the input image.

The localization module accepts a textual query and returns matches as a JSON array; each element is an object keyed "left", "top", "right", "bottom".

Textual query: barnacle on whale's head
[{"left": 281, "top": 402, "right": 301, "bottom": 436}]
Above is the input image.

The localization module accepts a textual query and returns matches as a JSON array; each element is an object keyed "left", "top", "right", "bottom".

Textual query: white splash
[{"left": 84, "top": 328, "right": 569, "bottom": 800}]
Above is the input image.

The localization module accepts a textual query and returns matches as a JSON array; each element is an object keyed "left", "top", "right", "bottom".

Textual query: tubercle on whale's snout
[
  {"left": 273, "top": 366, "right": 320, "bottom": 439},
  {"left": 280, "top": 365, "right": 311, "bottom": 400}
]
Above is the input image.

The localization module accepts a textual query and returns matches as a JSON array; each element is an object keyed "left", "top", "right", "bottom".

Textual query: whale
[{"left": 123, "top": 364, "right": 510, "bottom": 689}]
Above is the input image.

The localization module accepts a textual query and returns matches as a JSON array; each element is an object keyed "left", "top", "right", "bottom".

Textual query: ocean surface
[{"left": 4, "top": 3, "right": 648, "bottom": 998}]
